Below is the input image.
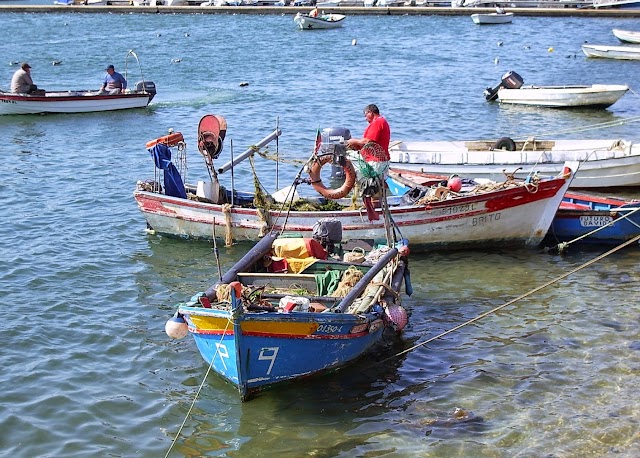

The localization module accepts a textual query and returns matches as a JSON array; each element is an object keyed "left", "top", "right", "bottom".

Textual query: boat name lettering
[
  {"left": 1, "top": 99, "right": 17, "bottom": 105},
  {"left": 472, "top": 213, "right": 501, "bottom": 226},
  {"left": 440, "top": 203, "right": 478, "bottom": 216},
  {"left": 317, "top": 324, "right": 344, "bottom": 334},
  {"left": 258, "top": 347, "right": 279, "bottom": 375},
  {"left": 579, "top": 215, "right": 613, "bottom": 227}
]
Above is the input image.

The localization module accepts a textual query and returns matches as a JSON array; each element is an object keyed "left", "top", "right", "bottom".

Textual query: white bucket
[
  {"left": 279, "top": 296, "right": 310, "bottom": 312},
  {"left": 196, "top": 180, "right": 220, "bottom": 202}
]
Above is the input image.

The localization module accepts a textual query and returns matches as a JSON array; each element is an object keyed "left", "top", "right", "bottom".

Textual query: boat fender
[
  {"left": 146, "top": 132, "right": 184, "bottom": 149},
  {"left": 492, "top": 137, "right": 516, "bottom": 151},
  {"left": 165, "top": 312, "right": 188, "bottom": 339},
  {"left": 308, "top": 154, "right": 356, "bottom": 200},
  {"left": 447, "top": 176, "right": 462, "bottom": 192}
]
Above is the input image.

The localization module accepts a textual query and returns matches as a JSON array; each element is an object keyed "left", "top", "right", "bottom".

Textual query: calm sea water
[{"left": 1, "top": 9, "right": 639, "bottom": 458}]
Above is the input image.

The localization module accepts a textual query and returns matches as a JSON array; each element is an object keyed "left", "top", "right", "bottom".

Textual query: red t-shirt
[{"left": 362, "top": 115, "right": 391, "bottom": 161}]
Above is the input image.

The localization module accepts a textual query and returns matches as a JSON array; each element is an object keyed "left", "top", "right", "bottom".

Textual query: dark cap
[
  {"left": 105, "top": 64, "right": 115, "bottom": 71},
  {"left": 21, "top": 62, "right": 31, "bottom": 70}
]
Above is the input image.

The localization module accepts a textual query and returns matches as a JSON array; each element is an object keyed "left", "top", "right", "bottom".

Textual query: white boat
[
  {"left": 53, "top": 0, "right": 106, "bottom": 4},
  {"left": 495, "top": 84, "right": 628, "bottom": 108},
  {"left": 582, "top": 43, "right": 640, "bottom": 60},
  {"left": 134, "top": 117, "right": 576, "bottom": 250},
  {"left": 389, "top": 138, "right": 640, "bottom": 189},
  {"left": 471, "top": 12, "right": 513, "bottom": 24},
  {"left": 294, "top": 12, "right": 346, "bottom": 30},
  {"left": 0, "top": 51, "right": 155, "bottom": 115},
  {"left": 593, "top": 0, "right": 640, "bottom": 8},
  {"left": 612, "top": 28, "right": 640, "bottom": 44},
  {"left": 484, "top": 70, "right": 628, "bottom": 108}
]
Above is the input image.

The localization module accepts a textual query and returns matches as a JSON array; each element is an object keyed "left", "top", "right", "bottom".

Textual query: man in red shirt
[{"left": 346, "top": 103, "right": 390, "bottom": 161}]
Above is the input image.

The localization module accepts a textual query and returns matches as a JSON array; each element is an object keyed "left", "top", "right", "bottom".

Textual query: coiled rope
[{"left": 370, "top": 234, "right": 640, "bottom": 369}]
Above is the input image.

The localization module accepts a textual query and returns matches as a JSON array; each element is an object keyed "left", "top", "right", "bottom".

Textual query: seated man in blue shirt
[{"left": 99, "top": 64, "right": 127, "bottom": 95}]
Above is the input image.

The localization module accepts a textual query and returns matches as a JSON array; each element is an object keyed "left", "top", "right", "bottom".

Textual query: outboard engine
[
  {"left": 484, "top": 70, "right": 524, "bottom": 101},
  {"left": 319, "top": 127, "right": 351, "bottom": 179},
  {"left": 135, "top": 80, "right": 157, "bottom": 102},
  {"left": 312, "top": 217, "right": 343, "bottom": 254}
]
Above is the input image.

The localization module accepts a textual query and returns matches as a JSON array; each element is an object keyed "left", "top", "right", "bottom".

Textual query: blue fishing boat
[
  {"left": 166, "top": 227, "right": 411, "bottom": 401},
  {"left": 545, "top": 191, "right": 640, "bottom": 245}
]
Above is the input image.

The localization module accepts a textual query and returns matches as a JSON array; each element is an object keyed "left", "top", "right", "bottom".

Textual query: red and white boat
[
  {"left": 134, "top": 116, "right": 577, "bottom": 252},
  {"left": 0, "top": 51, "right": 156, "bottom": 115}
]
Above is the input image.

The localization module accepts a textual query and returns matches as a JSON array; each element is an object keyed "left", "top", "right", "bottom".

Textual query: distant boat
[
  {"left": 294, "top": 12, "right": 346, "bottom": 30},
  {"left": 612, "top": 28, "right": 640, "bottom": 44},
  {"left": 471, "top": 12, "right": 513, "bottom": 24},
  {"left": 582, "top": 43, "right": 640, "bottom": 60},
  {"left": 593, "top": 0, "right": 640, "bottom": 8},
  {"left": 483, "top": 70, "right": 628, "bottom": 108},
  {"left": 546, "top": 191, "right": 640, "bottom": 245}
]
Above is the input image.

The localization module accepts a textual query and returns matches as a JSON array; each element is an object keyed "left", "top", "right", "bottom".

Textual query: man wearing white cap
[{"left": 11, "top": 62, "right": 38, "bottom": 94}]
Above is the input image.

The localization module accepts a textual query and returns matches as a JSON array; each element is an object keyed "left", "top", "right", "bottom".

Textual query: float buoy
[
  {"left": 492, "top": 137, "right": 516, "bottom": 151},
  {"left": 165, "top": 312, "right": 188, "bottom": 339},
  {"left": 308, "top": 154, "right": 356, "bottom": 200},
  {"left": 447, "top": 176, "right": 462, "bottom": 192},
  {"left": 385, "top": 304, "right": 408, "bottom": 331},
  {"left": 146, "top": 132, "right": 184, "bottom": 149}
]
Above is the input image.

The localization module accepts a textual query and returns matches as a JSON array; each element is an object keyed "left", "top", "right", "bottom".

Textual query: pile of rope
[{"left": 331, "top": 266, "right": 364, "bottom": 297}]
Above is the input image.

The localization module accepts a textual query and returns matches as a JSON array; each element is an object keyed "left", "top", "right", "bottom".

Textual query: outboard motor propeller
[{"left": 484, "top": 70, "right": 524, "bottom": 102}]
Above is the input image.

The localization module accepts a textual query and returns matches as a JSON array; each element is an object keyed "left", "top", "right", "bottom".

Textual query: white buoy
[
  {"left": 165, "top": 312, "right": 188, "bottom": 339},
  {"left": 352, "top": 38, "right": 357, "bottom": 46},
  {"left": 494, "top": 57, "right": 499, "bottom": 65}
]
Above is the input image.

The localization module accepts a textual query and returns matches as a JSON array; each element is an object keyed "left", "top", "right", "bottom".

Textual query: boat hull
[
  {"left": 181, "top": 307, "right": 385, "bottom": 399},
  {"left": 582, "top": 44, "right": 640, "bottom": 60},
  {"left": 134, "top": 172, "right": 572, "bottom": 249},
  {"left": 294, "top": 13, "right": 345, "bottom": 30},
  {"left": 496, "top": 84, "right": 628, "bottom": 108},
  {"left": 612, "top": 28, "right": 640, "bottom": 44},
  {"left": 0, "top": 91, "right": 152, "bottom": 115},
  {"left": 389, "top": 139, "right": 640, "bottom": 188},
  {"left": 547, "top": 192, "right": 640, "bottom": 244},
  {"left": 471, "top": 13, "right": 513, "bottom": 24}
]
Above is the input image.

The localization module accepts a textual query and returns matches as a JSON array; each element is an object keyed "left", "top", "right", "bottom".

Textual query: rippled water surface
[{"left": 0, "top": 8, "right": 639, "bottom": 458}]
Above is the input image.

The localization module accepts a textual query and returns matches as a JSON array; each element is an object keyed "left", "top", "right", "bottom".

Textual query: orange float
[
  {"left": 308, "top": 154, "right": 356, "bottom": 200},
  {"left": 145, "top": 132, "right": 184, "bottom": 149}
]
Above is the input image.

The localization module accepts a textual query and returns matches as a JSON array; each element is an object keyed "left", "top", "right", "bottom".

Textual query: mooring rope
[
  {"left": 371, "top": 234, "right": 640, "bottom": 369},
  {"left": 164, "top": 314, "right": 235, "bottom": 458}
]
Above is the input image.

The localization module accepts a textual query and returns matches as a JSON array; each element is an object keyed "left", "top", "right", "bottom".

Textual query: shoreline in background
[{"left": 3, "top": 4, "right": 640, "bottom": 16}]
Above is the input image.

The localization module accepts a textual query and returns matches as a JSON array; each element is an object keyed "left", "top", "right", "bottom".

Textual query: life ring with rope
[
  {"left": 308, "top": 154, "right": 356, "bottom": 200},
  {"left": 145, "top": 132, "right": 184, "bottom": 149}
]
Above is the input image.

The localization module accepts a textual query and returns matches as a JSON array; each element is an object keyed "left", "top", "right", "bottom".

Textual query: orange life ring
[
  {"left": 308, "top": 154, "right": 356, "bottom": 200},
  {"left": 146, "top": 132, "right": 184, "bottom": 149}
]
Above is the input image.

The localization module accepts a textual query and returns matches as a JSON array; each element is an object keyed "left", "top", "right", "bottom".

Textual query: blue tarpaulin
[{"left": 149, "top": 143, "right": 187, "bottom": 199}]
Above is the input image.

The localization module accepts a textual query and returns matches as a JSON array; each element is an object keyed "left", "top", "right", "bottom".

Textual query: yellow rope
[
  {"left": 370, "top": 234, "right": 640, "bottom": 369},
  {"left": 331, "top": 266, "right": 364, "bottom": 297}
]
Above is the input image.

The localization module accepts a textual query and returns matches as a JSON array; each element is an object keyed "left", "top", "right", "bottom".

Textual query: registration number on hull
[{"left": 579, "top": 216, "right": 613, "bottom": 227}]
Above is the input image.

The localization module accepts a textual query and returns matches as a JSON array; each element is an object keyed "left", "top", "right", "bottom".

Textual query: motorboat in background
[
  {"left": 293, "top": 12, "right": 346, "bottom": 30},
  {"left": 471, "top": 11, "right": 513, "bottom": 24},
  {"left": 582, "top": 43, "right": 640, "bottom": 60},
  {"left": 0, "top": 50, "right": 155, "bottom": 115},
  {"left": 612, "top": 28, "right": 640, "bottom": 44},
  {"left": 593, "top": 0, "right": 640, "bottom": 8},
  {"left": 484, "top": 71, "right": 628, "bottom": 108}
]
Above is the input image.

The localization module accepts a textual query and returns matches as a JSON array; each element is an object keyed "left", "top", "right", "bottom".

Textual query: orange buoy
[
  {"left": 145, "top": 132, "right": 184, "bottom": 149},
  {"left": 308, "top": 154, "right": 356, "bottom": 200}
]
